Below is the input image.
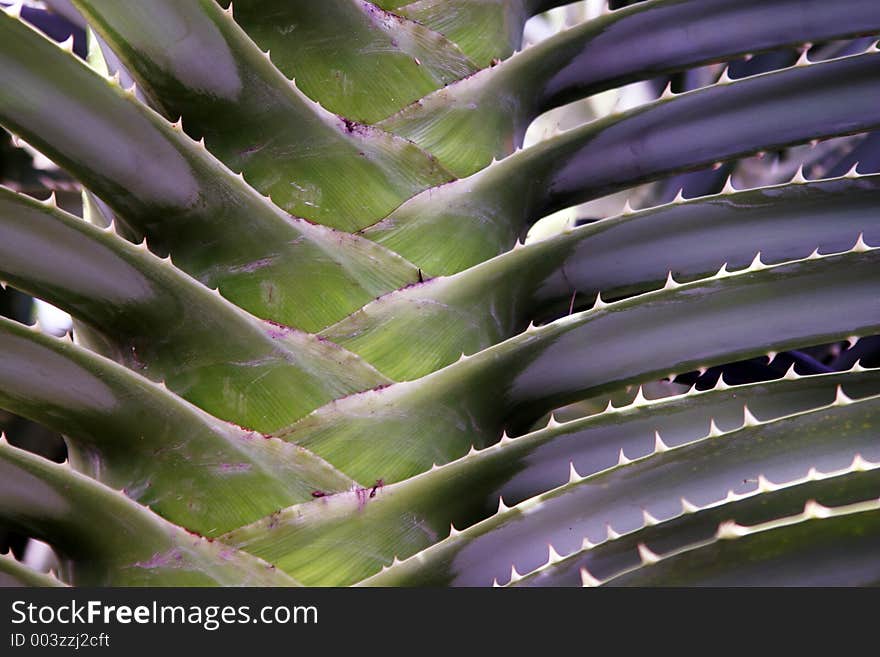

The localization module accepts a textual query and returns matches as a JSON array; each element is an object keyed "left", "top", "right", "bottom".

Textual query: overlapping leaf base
[{"left": 0, "top": 0, "right": 879, "bottom": 586}]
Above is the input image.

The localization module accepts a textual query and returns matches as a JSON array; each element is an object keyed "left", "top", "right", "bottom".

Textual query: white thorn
[
  {"left": 580, "top": 567, "right": 601, "bottom": 587},
  {"left": 621, "top": 199, "right": 635, "bottom": 215},
  {"left": 717, "top": 66, "right": 733, "bottom": 84},
  {"left": 547, "top": 544, "right": 564, "bottom": 565},
  {"left": 448, "top": 523, "right": 461, "bottom": 538},
  {"left": 3, "top": 2, "right": 22, "bottom": 19},
  {"left": 844, "top": 162, "right": 861, "bottom": 179},
  {"left": 791, "top": 165, "right": 808, "bottom": 184},
  {"left": 499, "top": 430, "right": 512, "bottom": 444},
  {"left": 171, "top": 117, "right": 183, "bottom": 131},
  {"left": 641, "top": 509, "right": 660, "bottom": 526},
  {"left": 852, "top": 232, "right": 871, "bottom": 253},
  {"left": 605, "top": 524, "right": 620, "bottom": 540},
  {"left": 721, "top": 176, "right": 737, "bottom": 194},
  {"left": 766, "top": 351, "right": 777, "bottom": 364},
  {"left": 603, "top": 399, "right": 615, "bottom": 413},
  {"left": 632, "top": 386, "right": 648, "bottom": 406},
  {"left": 806, "top": 466, "right": 820, "bottom": 480},
  {"left": 592, "top": 291, "right": 608, "bottom": 310},
  {"left": 850, "top": 359, "right": 866, "bottom": 373},
  {"left": 726, "top": 489, "right": 739, "bottom": 502},
  {"left": 653, "top": 430, "right": 669, "bottom": 453},
  {"left": 547, "top": 413, "right": 561, "bottom": 429},
  {"left": 660, "top": 81, "right": 676, "bottom": 100},
  {"left": 716, "top": 520, "right": 748, "bottom": 539},
  {"left": 680, "top": 497, "right": 699, "bottom": 514},
  {"left": 803, "top": 499, "right": 831, "bottom": 519},
  {"left": 673, "top": 189, "right": 686, "bottom": 204},
  {"left": 509, "top": 565, "right": 523, "bottom": 583},
  {"left": 850, "top": 453, "right": 870, "bottom": 472},
  {"left": 748, "top": 251, "right": 767, "bottom": 271},
  {"left": 637, "top": 543, "right": 661, "bottom": 565},
  {"left": 497, "top": 496, "right": 510, "bottom": 514},
  {"left": 568, "top": 461, "right": 582, "bottom": 484},
  {"left": 42, "top": 191, "right": 57, "bottom": 208},
  {"left": 663, "top": 271, "right": 680, "bottom": 290},
  {"left": 617, "top": 448, "right": 632, "bottom": 466},
  {"left": 581, "top": 536, "right": 595, "bottom": 550},
  {"left": 492, "top": 578, "right": 500, "bottom": 587},
  {"left": 742, "top": 405, "right": 760, "bottom": 427},
  {"left": 757, "top": 474, "right": 778, "bottom": 492},
  {"left": 846, "top": 336, "right": 860, "bottom": 350},
  {"left": 224, "top": 2, "right": 234, "bottom": 17},
  {"left": 715, "top": 262, "right": 731, "bottom": 278},
  {"left": 59, "top": 35, "right": 75, "bottom": 53},
  {"left": 795, "top": 48, "right": 811, "bottom": 67},
  {"left": 806, "top": 247, "right": 822, "bottom": 260},
  {"left": 834, "top": 385, "right": 854, "bottom": 406},
  {"left": 707, "top": 418, "right": 723, "bottom": 438},
  {"left": 783, "top": 363, "right": 798, "bottom": 380}
]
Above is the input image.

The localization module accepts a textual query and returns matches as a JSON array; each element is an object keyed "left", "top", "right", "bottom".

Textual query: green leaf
[
  {"left": 606, "top": 498, "right": 880, "bottom": 586},
  {"left": 226, "top": 368, "right": 880, "bottom": 586},
  {"left": 382, "top": 0, "right": 880, "bottom": 176},
  {"left": 0, "top": 187, "right": 389, "bottom": 431},
  {"left": 283, "top": 247, "right": 880, "bottom": 483},
  {"left": 361, "top": 393, "right": 880, "bottom": 586},
  {"left": 0, "top": 442, "right": 300, "bottom": 586},
  {"left": 0, "top": 317, "right": 356, "bottom": 536},
  {"left": 370, "top": 50, "right": 880, "bottom": 274},
  {"left": 0, "top": 552, "right": 67, "bottom": 587},
  {"left": 372, "top": 0, "right": 546, "bottom": 67},
  {"left": 324, "top": 174, "right": 880, "bottom": 380},
  {"left": 71, "top": 0, "right": 454, "bottom": 230},
  {"left": 219, "top": 0, "right": 477, "bottom": 123},
  {"left": 0, "top": 10, "right": 421, "bottom": 331},
  {"left": 513, "top": 459, "right": 880, "bottom": 586}
]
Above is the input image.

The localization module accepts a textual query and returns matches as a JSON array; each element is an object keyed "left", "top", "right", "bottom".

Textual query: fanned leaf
[
  {"left": 0, "top": 10, "right": 421, "bottom": 331},
  {"left": 71, "top": 0, "right": 454, "bottom": 230},
  {"left": 220, "top": 0, "right": 477, "bottom": 123},
  {"left": 382, "top": 0, "right": 880, "bottom": 176},
  {"left": 370, "top": 50, "right": 880, "bottom": 274},
  {"left": 0, "top": 317, "right": 356, "bottom": 536},
  {"left": 0, "top": 442, "right": 299, "bottom": 585},
  {"left": 226, "top": 369, "right": 880, "bottom": 585},
  {"left": 325, "top": 174, "right": 880, "bottom": 380},
  {"left": 281, "top": 247, "right": 880, "bottom": 483}
]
